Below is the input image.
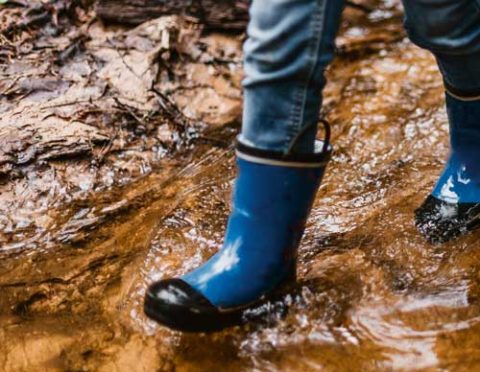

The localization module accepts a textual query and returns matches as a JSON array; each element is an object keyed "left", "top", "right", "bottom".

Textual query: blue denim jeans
[{"left": 239, "top": 0, "right": 480, "bottom": 154}]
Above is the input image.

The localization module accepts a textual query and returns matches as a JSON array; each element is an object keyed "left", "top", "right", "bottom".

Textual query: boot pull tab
[
  {"left": 319, "top": 118, "right": 331, "bottom": 154},
  {"left": 286, "top": 118, "right": 332, "bottom": 156}
]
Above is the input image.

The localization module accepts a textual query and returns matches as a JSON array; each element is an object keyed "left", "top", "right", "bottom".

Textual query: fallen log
[{"left": 95, "top": 0, "right": 250, "bottom": 30}]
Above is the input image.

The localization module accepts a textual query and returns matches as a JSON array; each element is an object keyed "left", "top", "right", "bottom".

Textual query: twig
[
  {"left": 149, "top": 85, "right": 192, "bottom": 128},
  {"left": 106, "top": 37, "right": 143, "bottom": 81},
  {"left": 112, "top": 97, "right": 147, "bottom": 128}
]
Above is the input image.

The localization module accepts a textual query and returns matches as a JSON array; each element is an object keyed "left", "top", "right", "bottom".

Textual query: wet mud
[{"left": 2, "top": 0, "right": 480, "bottom": 370}]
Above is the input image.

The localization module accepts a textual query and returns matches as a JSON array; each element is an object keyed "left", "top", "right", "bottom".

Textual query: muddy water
[{"left": 3, "top": 4, "right": 480, "bottom": 372}]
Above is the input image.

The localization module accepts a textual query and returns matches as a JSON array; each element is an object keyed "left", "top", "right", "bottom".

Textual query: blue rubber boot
[
  {"left": 415, "top": 93, "right": 480, "bottom": 243},
  {"left": 144, "top": 136, "right": 331, "bottom": 332}
]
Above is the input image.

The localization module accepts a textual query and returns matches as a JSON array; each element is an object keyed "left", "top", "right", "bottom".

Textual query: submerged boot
[
  {"left": 416, "top": 93, "right": 480, "bottom": 243},
  {"left": 144, "top": 137, "right": 331, "bottom": 332}
]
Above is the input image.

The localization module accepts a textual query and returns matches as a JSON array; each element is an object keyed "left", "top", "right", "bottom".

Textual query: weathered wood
[
  {"left": 0, "top": 119, "right": 109, "bottom": 176},
  {"left": 96, "top": 0, "right": 250, "bottom": 30}
]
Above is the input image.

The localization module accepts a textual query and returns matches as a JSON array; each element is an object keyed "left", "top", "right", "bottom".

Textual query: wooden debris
[{"left": 96, "top": 0, "right": 250, "bottom": 30}]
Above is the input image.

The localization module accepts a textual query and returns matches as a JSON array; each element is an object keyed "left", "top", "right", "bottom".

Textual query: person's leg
[
  {"left": 240, "top": 0, "right": 345, "bottom": 154},
  {"left": 144, "top": 0, "right": 345, "bottom": 332},
  {"left": 402, "top": 0, "right": 480, "bottom": 242}
]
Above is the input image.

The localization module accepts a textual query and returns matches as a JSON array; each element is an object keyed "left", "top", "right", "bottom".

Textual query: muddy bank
[{"left": 2, "top": 0, "right": 480, "bottom": 370}]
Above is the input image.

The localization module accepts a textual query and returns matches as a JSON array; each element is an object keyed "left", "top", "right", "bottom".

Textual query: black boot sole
[
  {"left": 144, "top": 276, "right": 295, "bottom": 333},
  {"left": 144, "top": 295, "right": 244, "bottom": 333},
  {"left": 415, "top": 195, "right": 480, "bottom": 244}
]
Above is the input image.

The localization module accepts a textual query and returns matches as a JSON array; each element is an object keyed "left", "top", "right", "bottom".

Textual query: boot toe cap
[
  {"left": 415, "top": 195, "right": 480, "bottom": 243},
  {"left": 146, "top": 278, "right": 213, "bottom": 309},
  {"left": 144, "top": 278, "right": 241, "bottom": 332}
]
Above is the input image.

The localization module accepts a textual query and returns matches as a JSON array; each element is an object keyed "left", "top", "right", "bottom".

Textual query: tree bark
[{"left": 96, "top": 0, "right": 250, "bottom": 30}]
